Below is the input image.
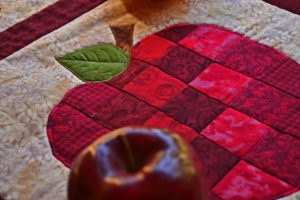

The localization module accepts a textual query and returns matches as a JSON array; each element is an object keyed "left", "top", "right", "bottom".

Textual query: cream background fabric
[
  {"left": 0, "top": 0, "right": 299, "bottom": 199},
  {"left": 0, "top": 0, "right": 59, "bottom": 31}
]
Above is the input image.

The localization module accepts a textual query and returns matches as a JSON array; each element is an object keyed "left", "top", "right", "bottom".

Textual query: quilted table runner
[
  {"left": 1, "top": 0, "right": 300, "bottom": 200},
  {"left": 47, "top": 24, "right": 300, "bottom": 200}
]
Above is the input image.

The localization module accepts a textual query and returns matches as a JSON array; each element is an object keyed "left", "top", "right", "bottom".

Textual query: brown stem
[
  {"left": 118, "top": 134, "right": 136, "bottom": 172},
  {"left": 110, "top": 24, "right": 135, "bottom": 57}
]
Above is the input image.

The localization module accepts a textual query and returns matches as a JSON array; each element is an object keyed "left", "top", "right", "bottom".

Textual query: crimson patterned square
[
  {"left": 123, "top": 66, "right": 187, "bottom": 107},
  {"left": 245, "top": 130, "right": 300, "bottom": 187},
  {"left": 231, "top": 80, "right": 300, "bottom": 138},
  {"left": 190, "top": 135, "right": 240, "bottom": 188},
  {"left": 212, "top": 161, "right": 293, "bottom": 200},
  {"left": 161, "top": 87, "right": 227, "bottom": 132},
  {"left": 93, "top": 92, "right": 158, "bottom": 129},
  {"left": 154, "top": 45, "right": 212, "bottom": 83}
]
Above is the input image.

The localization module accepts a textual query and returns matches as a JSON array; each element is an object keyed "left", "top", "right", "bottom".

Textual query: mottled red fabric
[
  {"left": 189, "top": 63, "right": 252, "bottom": 104},
  {"left": 212, "top": 161, "right": 294, "bottom": 200},
  {"left": 191, "top": 135, "right": 240, "bottom": 189},
  {"left": 0, "top": 0, "right": 107, "bottom": 60},
  {"left": 245, "top": 130, "right": 300, "bottom": 187},
  {"left": 200, "top": 108, "right": 270, "bottom": 158},
  {"left": 231, "top": 80, "right": 300, "bottom": 138},
  {"left": 47, "top": 24, "right": 300, "bottom": 199}
]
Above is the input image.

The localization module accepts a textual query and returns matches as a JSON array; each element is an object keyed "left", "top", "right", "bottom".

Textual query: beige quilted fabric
[{"left": 0, "top": 0, "right": 59, "bottom": 31}]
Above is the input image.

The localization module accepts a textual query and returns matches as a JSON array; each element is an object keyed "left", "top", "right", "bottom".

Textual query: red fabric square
[
  {"left": 231, "top": 80, "right": 300, "bottom": 138},
  {"left": 92, "top": 92, "right": 158, "bottom": 129},
  {"left": 190, "top": 135, "right": 240, "bottom": 188},
  {"left": 200, "top": 108, "right": 270, "bottom": 157},
  {"left": 216, "top": 36, "right": 287, "bottom": 78},
  {"left": 259, "top": 59, "right": 300, "bottom": 98},
  {"left": 133, "top": 34, "right": 176, "bottom": 64},
  {"left": 179, "top": 25, "right": 240, "bottom": 60},
  {"left": 63, "top": 83, "right": 120, "bottom": 116},
  {"left": 245, "top": 130, "right": 300, "bottom": 187},
  {"left": 162, "top": 87, "right": 227, "bottom": 132},
  {"left": 189, "top": 63, "right": 252, "bottom": 104},
  {"left": 123, "top": 66, "right": 186, "bottom": 107},
  {"left": 212, "top": 161, "right": 294, "bottom": 200},
  {"left": 154, "top": 45, "right": 212, "bottom": 83},
  {"left": 144, "top": 111, "right": 198, "bottom": 142},
  {"left": 155, "top": 23, "right": 198, "bottom": 43},
  {"left": 47, "top": 102, "right": 111, "bottom": 167},
  {"left": 107, "top": 59, "right": 149, "bottom": 89}
]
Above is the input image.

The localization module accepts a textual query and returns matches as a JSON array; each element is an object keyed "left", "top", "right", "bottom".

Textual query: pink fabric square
[
  {"left": 200, "top": 108, "right": 270, "bottom": 157},
  {"left": 179, "top": 25, "right": 240, "bottom": 60},
  {"left": 212, "top": 161, "right": 294, "bottom": 200},
  {"left": 189, "top": 63, "right": 252, "bottom": 104}
]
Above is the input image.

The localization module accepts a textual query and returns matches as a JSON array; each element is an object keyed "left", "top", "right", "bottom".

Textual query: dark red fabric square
[
  {"left": 259, "top": 59, "right": 300, "bottom": 98},
  {"left": 93, "top": 92, "right": 158, "bottom": 129},
  {"left": 155, "top": 23, "right": 198, "bottom": 43},
  {"left": 263, "top": 0, "right": 300, "bottom": 15},
  {"left": 245, "top": 130, "right": 300, "bottom": 187},
  {"left": 212, "top": 161, "right": 294, "bottom": 200},
  {"left": 123, "top": 66, "right": 187, "bottom": 107},
  {"left": 189, "top": 63, "right": 252, "bottom": 104},
  {"left": 161, "top": 87, "right": 227, "bottom": 132},
  {"left": 210, "top": 193, "right": 221, "bottom": 200},
  {"left": 154, "top": 45, "right": 212, "bottom": 83},
  {"left": 231, "top": 81, "right": 300, "bottom": 138},
  {"left": 215, "top": 36, "right": 287, "bottom": 78},
  {"left": 107, "top": 59, "right": 149, "bottom": 89},
  {"left": 144, "top": 111, "right": 198, "bottom": 142},
  {"left": 200, "top": 108, "right": 270, "bottom": 158},
  {"left": 190, "top": 135, "right": 240, "bottom": 188},
  {"left": 63, "top": 83, "right": 120, "bottom": 116},
  {"left": 47, "top": 102, "right": 111, "bottom": 167}
]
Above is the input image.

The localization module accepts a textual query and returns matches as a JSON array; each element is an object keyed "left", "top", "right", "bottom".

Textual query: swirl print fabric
[{"left": 47, "top": 24, "right": 300, "bottom": 200}]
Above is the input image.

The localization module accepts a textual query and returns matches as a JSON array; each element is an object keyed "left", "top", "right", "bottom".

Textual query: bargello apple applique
[{"left": 47, "top": 24, "right": 300, "bottom": 200}]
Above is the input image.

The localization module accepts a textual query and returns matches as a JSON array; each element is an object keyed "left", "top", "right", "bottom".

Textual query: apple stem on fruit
[{"left": 118, "top": 134, "right": 136, "bottom": 172}]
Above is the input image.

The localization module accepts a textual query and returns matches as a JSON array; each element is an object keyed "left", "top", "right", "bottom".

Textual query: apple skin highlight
[{"left": 68, "top": 127, "right": 207, "bottom": 200}]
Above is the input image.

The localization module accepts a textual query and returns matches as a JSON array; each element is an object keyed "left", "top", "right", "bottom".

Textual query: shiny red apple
[{"left": 68, "top": 127, "right": 207, "bottom": 200}]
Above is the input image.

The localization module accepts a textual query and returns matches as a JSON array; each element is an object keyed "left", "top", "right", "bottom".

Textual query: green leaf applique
[{"left": 56, "top": 44, "right": 129, "bottom": 82}]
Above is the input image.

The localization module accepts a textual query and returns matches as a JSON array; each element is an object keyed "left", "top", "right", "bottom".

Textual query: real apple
[{"left": 68, "top": 127, "right": 207, "bottom": 200}]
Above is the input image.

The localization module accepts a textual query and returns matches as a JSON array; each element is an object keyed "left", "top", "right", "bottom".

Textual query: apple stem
[{"left": 119, "top": 135, "right": 136, "bottom": 172}]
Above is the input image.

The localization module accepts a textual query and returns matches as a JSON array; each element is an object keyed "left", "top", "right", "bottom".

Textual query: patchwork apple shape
[{"left": 47, "top": 24, "right": 300, "bottom": 200}]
